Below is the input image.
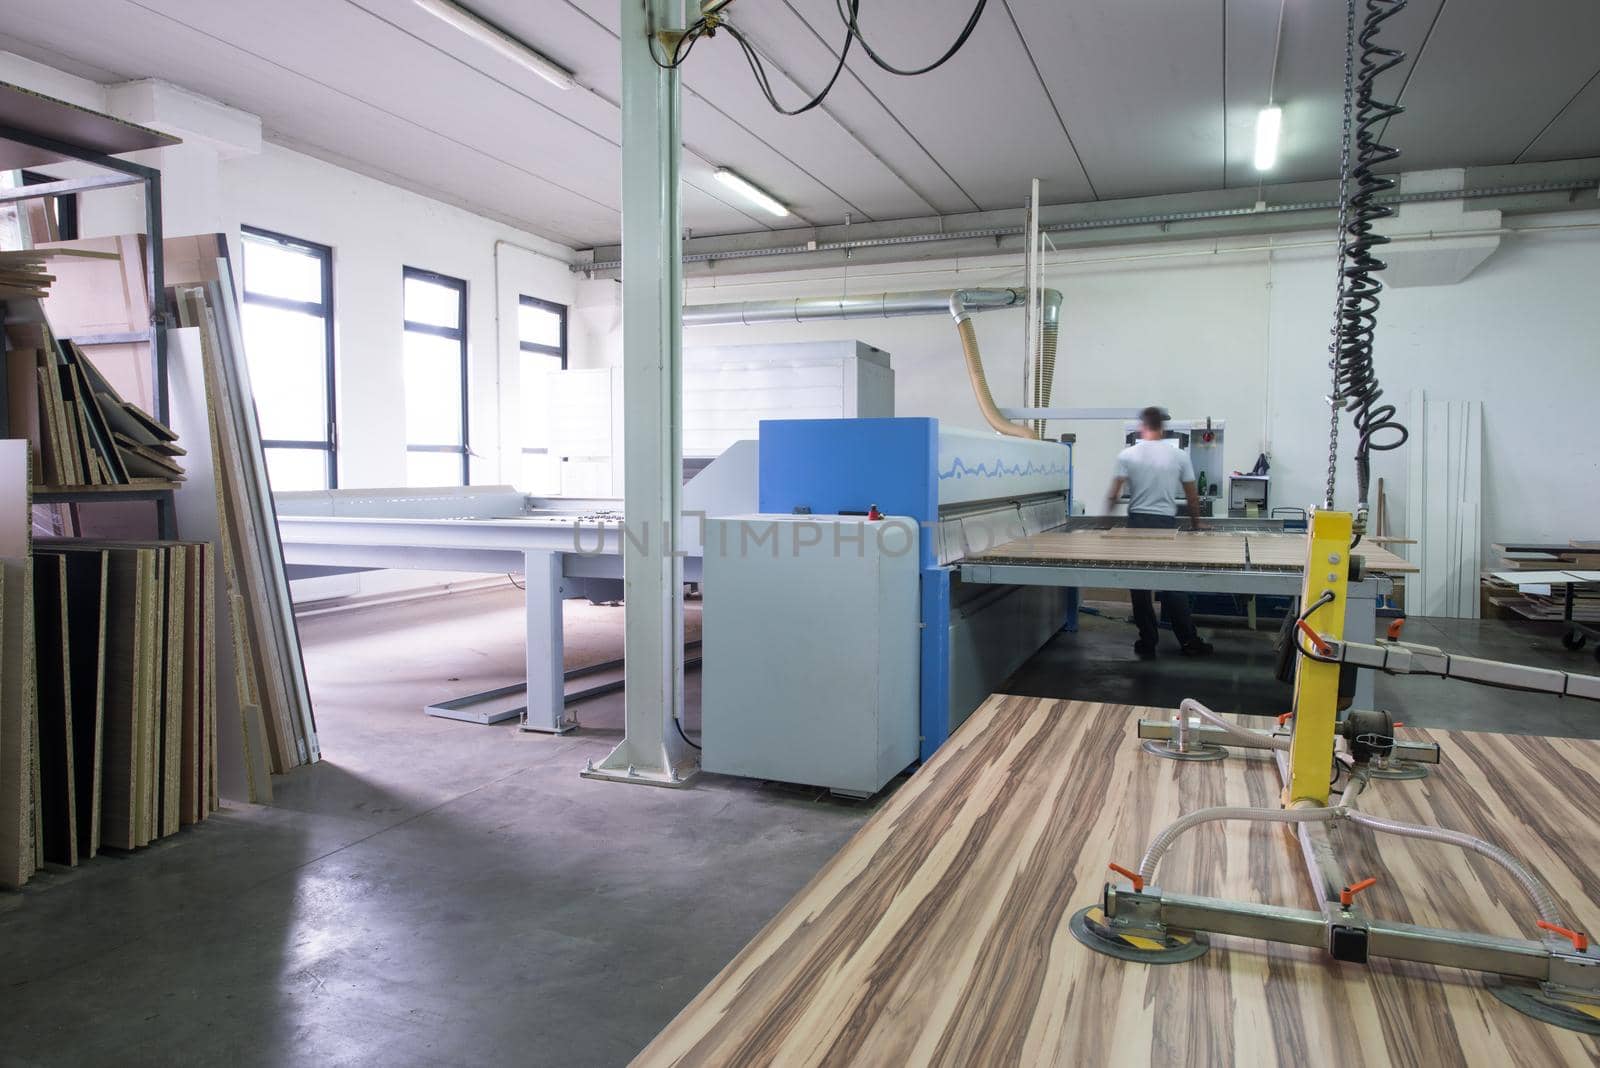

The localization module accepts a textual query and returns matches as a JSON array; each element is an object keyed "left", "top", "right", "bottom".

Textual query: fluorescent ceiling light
[
  {"left": 414, "top": 0, "right": 576, "bottom": 90},
  {"left": 714, "top": 169, "right": 789, "bottom": 217},
  {"left": 1253, "top": 105, "right": 1282, "bottom": 171}
]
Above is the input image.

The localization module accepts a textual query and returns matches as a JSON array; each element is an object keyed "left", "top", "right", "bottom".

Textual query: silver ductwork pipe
[{"left": 683, "top": 288, "right": 1062, "bottom": 440}]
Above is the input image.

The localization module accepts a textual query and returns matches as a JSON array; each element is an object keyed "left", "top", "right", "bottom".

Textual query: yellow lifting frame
[{"left": 1285, "top": 508, "right": 1354, "bottom": 806}]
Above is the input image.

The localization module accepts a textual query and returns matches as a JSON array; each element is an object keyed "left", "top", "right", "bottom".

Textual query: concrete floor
[{"left": 3, "top": 584, "right": 1597, "bottom": 1066}]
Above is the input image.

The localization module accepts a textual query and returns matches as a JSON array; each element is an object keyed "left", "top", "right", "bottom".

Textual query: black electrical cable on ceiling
[
  {"left": 721, "top": 0, "right": 860, "bottom": 116},
  {"left": 838, "top": 0, "right": 989, "bottom": 76},
  {"left": 1332, "top": 0, "right": 1411, "bottom": 529},
  {"left": 660, "top": 0, "right": 989, "bottom": 117}
]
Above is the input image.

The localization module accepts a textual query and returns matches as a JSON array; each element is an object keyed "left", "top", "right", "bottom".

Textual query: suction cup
[
  {"left": 1141, "top": 739, "right": 1227, "bottom": 762},
  {"left": 1490, "top": 981, "right": 1600, "bottom": 1034},
  {"left": 1367, "top": 759, "right": 1429, "bottom": 781},
  {"left": 1069, "top": 905, "right": 1209, "bottom": 964}
]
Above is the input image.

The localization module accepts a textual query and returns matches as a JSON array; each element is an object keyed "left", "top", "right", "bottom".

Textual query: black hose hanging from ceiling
[{"left": 1334, "top": 0, "right": 1411, "bottom": 517}]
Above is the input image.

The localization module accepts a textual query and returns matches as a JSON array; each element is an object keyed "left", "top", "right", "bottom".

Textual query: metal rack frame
[{"left": 0, "top": 114, "right": 176, "bottom": 538}]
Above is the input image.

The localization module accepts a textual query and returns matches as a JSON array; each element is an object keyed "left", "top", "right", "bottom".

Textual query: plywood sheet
[
  {"left": 44, "top": 549, "right": 109, "bottom": 856},
  {"left": 31, "top": 553, "right": 77, "bottom": 866},
  {"left": 972, "top": 528, "right": 1419, "bottom": 575},
  {"left": 639, "top": 698, "right": 1600, "bottom": 1066},
  {"left": 972, "top": 529, "right": 1250, "bottom": 569},
  {"left": 0, "top": 440, "right": 36, "bottom": 888}
]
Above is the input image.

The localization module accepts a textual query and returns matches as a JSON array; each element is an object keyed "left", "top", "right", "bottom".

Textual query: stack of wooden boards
[
  {"left": 1483, "top": 540, "right": 1600, "bottom": 622},
  {"left": 0, "top": 232, "right": 317, "bottom": 891},
  {"left": 170, "top": 271, "right": 315, "bottom": 797},
  {"left": 5, "top": 324, "right": 186, "bottom": 488},
  {"left": 0, "top": 249, "right": 54, "bottom": 299},
  {"left": 1, "top": 441, "right": 218, "bottom": 890}
]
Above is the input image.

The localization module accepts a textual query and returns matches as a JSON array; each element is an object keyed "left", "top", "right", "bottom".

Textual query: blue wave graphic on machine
[{"left": 938, "top": 456, "right": 1069, "bottom": 481}]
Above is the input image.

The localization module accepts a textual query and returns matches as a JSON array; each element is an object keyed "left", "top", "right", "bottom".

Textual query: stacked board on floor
[
  {"left": 1484, "top": 541, "right": 1600, "bottom": 623},
  {"left": 0, "top": 440, "right": 38, "bottom": 889},
  {"left": 32, "top": 538, "right": 219, "bottom": 862},
  {"left": 172, "top": 270, "right": 316, "bottom": 791}
]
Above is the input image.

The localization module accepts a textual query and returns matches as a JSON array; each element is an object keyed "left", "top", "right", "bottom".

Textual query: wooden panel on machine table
[
  {"left": 636, "top": 698, "right": 1599, "bottom": 1066},
  {"left": 970, "top": 528, "right": 1418, "bottom": 574}
]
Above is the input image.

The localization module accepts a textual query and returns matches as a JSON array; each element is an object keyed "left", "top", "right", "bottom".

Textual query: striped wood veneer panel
[{"left": 637, "top": 698, "right": 1600, "bottom": 1066}]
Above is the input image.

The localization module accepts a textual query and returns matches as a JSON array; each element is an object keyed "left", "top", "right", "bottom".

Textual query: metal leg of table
[
  {"left": 521, "top": 550, "right": 574, "bottom": 734},
  {"left": 1349, "top": 581, "right": 1379, "bottom": 709}
]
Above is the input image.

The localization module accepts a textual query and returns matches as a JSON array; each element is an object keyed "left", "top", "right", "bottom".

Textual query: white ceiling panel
[
  {"left": 556, "top": 0, "right": 942, "bottom": 226},
  {"left": 1386, "top": 0, "right": 1600, "bottom": 170},
  {"left": 1010, "top": 0, "right": 1227, "bottom": 197},
  {"left": 778, "top": 0, "right": 1096, "bottom": 209},
  {"left": 1521, "top": 71, "right": 1600, "bottom": 163},
  {"left": 0, "top": 0, "right": 1594, "bottom": 250},
  {"left": 1235, "top": 0, "right": 1444, "bottom": 186}
]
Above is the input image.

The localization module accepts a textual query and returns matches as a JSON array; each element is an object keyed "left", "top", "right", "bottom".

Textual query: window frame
[
  {"left": 20, "top": 170, "right": 79, "bottom": 240},
  {"left": 518, "top": 295, "right": 568, "bottom": 475},
  {"left": 402, "top": 266, "right": 470, "bottom": 486},
  {"left": 240, "top": 224, "right": 338, "bottom": 488}
]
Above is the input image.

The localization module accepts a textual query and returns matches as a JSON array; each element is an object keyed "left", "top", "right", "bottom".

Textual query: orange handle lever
[
  {"left": 1297, "top": 619, "right": 1332, "bottom": 656},
  {"left": 1108, "top": 863, "right": 1145, "bottom": 893},
  {"left": 1277, "top": 711, "right": 1294, "bottom": 727},
  {"left": 1339, "top": 877, "right": 1378, "bottom": 908},
  {"left": 1387, "top": 618, "right": 1406, "bottom": 640},
  {"left": 1538, "top": 920, "right": 1590, "bottom": 953}
]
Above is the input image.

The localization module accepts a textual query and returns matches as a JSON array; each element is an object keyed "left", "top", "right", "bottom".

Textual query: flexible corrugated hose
[
  {"left": 1033, "top": 320, "right": 1058, "bottom": 439},
  {"left": 955, "top": 315, "right": 1034, "bottom": 440}
]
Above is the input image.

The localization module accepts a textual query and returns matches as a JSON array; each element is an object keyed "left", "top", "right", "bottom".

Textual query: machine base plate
[
  {"left": 1069, "top": 905, "right": 1210, "bottom": 964},
  {"left": 1490, "top": 981, "right": 1600, "bottom": 1034},
  {"left": 1140, "top": 739, "right": 1227, "bottom": 762}
]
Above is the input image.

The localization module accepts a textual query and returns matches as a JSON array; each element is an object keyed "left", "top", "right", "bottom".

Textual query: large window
[
  {"left": 518, "top": 295, "right": 567, "bottom": 492},
  {"left": 240, "top": 226, "right": 336, "bottom": 490},
  {"left": 403, "top": 267, "right": 469, "bottom": 486}
]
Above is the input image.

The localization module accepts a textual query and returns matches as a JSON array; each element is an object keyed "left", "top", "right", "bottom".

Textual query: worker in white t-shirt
[{"left": 1105, "top": 406, "right": 1213, "bottom": 658}]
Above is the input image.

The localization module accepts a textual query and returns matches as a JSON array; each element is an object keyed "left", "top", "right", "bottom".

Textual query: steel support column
[
  {"left": 584, "top": 0, "right": 697, "bottom": 787},
  {"left": 521, "top": 550, "right": 573, "bottom": 734}
]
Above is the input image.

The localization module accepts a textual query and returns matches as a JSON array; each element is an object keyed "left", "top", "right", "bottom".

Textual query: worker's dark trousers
[{"left": 1126, "top": 511, "right": 1201, "bottom": 648}]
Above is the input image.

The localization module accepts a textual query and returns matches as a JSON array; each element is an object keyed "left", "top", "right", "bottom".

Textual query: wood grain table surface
[
  {"left": 969, "top": 529, "right": 1419, "bottom": 575},
  {"left": 637, "top": 697, "right": 1600, "bottom": 1067}
]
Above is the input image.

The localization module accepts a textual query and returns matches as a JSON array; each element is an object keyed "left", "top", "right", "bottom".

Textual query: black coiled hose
[{"left": 1334, "top": 0, "right": 1411, "bottom": 520}]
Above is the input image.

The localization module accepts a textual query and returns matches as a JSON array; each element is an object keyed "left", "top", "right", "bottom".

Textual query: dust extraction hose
[{"left": 954, "top": 311, "right": 1034, "bottom": 440}]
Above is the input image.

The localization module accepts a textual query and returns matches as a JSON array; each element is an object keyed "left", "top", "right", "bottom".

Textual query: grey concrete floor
[
  {"left": 0, "top": 586, "right": 874, "bottom": 1067},
  {"left": 4, "top": 585, "right": 1596, "bottom": 1067}
]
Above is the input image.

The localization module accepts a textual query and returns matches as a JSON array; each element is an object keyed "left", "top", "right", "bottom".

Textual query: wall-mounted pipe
[{"left": 682, "top": 287, "right": 1061, "bottom": 440}]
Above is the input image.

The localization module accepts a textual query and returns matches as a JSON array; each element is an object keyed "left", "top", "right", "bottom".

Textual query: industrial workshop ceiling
[{"left": 3, "top": 0, "right": 1598, "bottom": 250}]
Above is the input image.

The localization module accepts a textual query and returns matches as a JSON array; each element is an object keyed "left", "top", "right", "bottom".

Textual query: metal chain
[{"left": 1325, "top": 0, "right": 1358, "bottom": 511}]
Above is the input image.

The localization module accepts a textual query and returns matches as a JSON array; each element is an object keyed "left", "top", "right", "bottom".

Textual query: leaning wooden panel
[
  {"left": 0, "top": 440, "right": 37, "bottom": 888},
  {"left": 97, "top": 547, "right": 145, "bottom": 851},
  {"left": 41, "top": 548, "right": 111, "bottom": 856},
  {"left": 179, "top": 545, "right": 203, "bottom": 825},
  {"left": 636, "top": 699, "right": 1600, "bottom": 1066},
  {"left": 160, "top": 544, "right": 186, "bottom": 837},
  {"left": 30, "top": 553, "right": 77, "bottom": 866}
]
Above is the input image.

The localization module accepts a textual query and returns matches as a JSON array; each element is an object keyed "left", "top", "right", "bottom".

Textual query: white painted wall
[
  {"left": 574, "top": 212, "right": 1600, "bottom": 560},
  {"left": 2, "top": 50, "right": 584, "bottom": 491},
  {"left": 218, "top": 144, "right": 579, "bottom": 488}
]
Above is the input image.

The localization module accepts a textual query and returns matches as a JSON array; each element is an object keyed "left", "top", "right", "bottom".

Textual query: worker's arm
[
  {"left": 1183, "top": 480, "right": 1205, "bottom": 531},
  {"left": 1105, "top": 476, "right": 1126, "bottom": 515}
]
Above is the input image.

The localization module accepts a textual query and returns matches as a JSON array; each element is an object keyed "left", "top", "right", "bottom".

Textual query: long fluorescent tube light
[
  {"left": 714, "top": 168, "right": 789, "bottom": 217},
  {"left": 1254, "top": 105, "right": 1282, "bottom": 171},
  {"left": 414, "top": 0, "right": 576, "bottom": 90}
]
